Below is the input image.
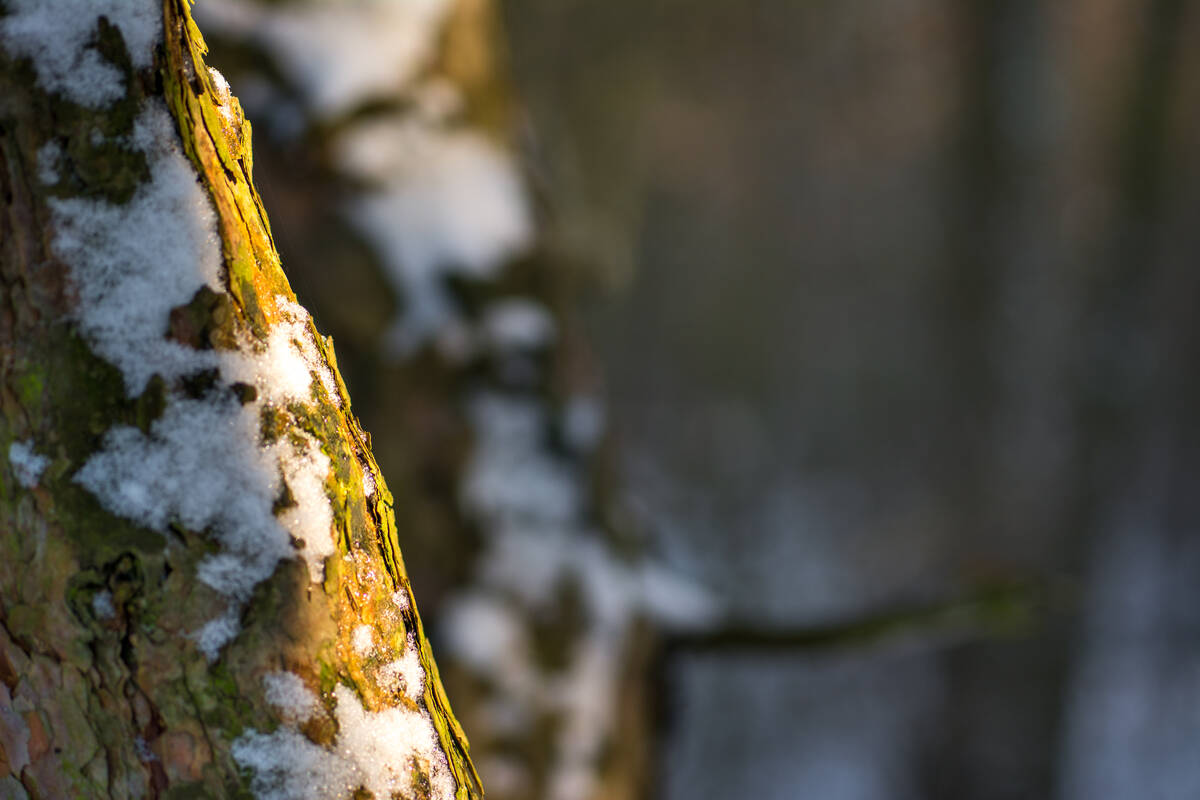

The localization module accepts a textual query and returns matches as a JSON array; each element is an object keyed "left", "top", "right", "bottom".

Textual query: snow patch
[
  {"left": 52, "top": 105, "right": 224, "bottom": 397},
  {"left": 198, "top": 0, "right": 452, "bottom": 119},
  {"left": 193, "top": 610, "right": 240, "bottom": 661},
  {"left": 392, "top": 590, "right": 410, "bottom": 613},
  {"left": 223, "top": 298, "right": 341, "bottom": 409},
  {"left": 351, "top": 624, "right": 375, "bottom": 657},
  {"left": 74, "top": 396, "right": 335, "bottom": 657},
  {"left": 231, "top": 727, "right": 349, "bottom": 800},
  {"left": 52, "top": 103, "right": 337, "bottom": 658},
  {"left": 360, "top": 463, "right": 376, "bottom": 499},
  {"left": 8, "top": 440, "right": 49, "bottom": 489},
  {"left": 36, "top": 141, "right": 63, "bottom": 185},
  {"left": 92, "top": 591, "right": 116, "bottom": 620},
  {"left": 481, "top": 299, "right": 557, "bottom": 352},
  {"left": 207, "top": 66, "right": 241, "bottom": 134},
  {"left": 233, "top": 684, "right": 454, "bottom": 800},
  {"left": 449, "top": 388, "right": 718, "bottom": 800},
  {"left": 333, "top": 123, "right": 533, "bottom": 352},
  {"left": 262, "top": 671, "right": 319, "bottom": 724},
  {"left": 277, "top": 439, "right": 336, "bottom": 582},
  {"left": 77, "top": 398, "right": 279, "bottom": 561},
  {"left": 0, "top": 0, "right": 162, "bottom": 108},
  {"left": 462, "top": 393, "right": 582, "bottom": 527},
  {"left": 442, "top": 595, "right": 537, "bottom": 699},
  {"left": 377, "top": 636, "right": 425, "bottom": 702}
]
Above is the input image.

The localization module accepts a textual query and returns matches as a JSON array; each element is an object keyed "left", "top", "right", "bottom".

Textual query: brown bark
[{"left": 0, "top": 2, "right": 479, "bottom": 797}]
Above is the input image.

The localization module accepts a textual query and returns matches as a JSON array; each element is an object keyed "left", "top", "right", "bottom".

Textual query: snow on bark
[
  {"left": 1, "top": 2, "right": 475, "bottom": 797},
  {"left": 49, "top": 102, "right": 337, "bottom": 657},
  {"left": 198, "top": 0, "right": 535, "bottom": 355},
  {"left": 193, "top": 1, "right": 717, "bottom": 797},
  {"left": 448, "top": 392, "right": 716, "bottom": 800},
  {"left": 238, "top": 671, "right": 455, "bottom": 800},
  {"left": 333, "top": 121, "right": 534, "bottom": 353},
  {"left": 50, "top": 104, "right": 225, "bottom": 397},
  {"left": 0, "top": 0, "right": 160, "bottom": 108},
  {"left": 6, "top": 440, "right": 49, "bottom": 489},
  {"left": 199, "top": 0, "right": 453, "bottom": 119}
]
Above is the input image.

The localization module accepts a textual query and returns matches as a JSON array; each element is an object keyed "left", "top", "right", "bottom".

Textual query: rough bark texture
[{"left": 0, "top": 2, "right": 479, "bottom": 798}]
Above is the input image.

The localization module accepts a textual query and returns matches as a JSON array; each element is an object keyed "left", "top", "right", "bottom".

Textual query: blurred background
[{"left": 201, "top": 0, "right": 1200, "bottom": 798}]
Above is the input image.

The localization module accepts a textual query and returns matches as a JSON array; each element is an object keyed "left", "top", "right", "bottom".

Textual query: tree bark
[
  {"left": 194, "top": 3, "right": 712, "bottom": 800},
  {"left": 0, "top": 2, "right": 479, "bottom": 798}
]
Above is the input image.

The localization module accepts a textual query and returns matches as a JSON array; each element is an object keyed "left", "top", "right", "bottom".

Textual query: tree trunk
[
  {"left": 0, "top": 2, "right": 479, "bottom": 798},
  {"left": 194, "top": 3, "right": 715, "bottom": 800}
]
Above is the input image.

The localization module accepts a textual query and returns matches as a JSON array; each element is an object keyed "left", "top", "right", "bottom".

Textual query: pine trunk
[{"left": 0, "top": 2, "right": 479, "bottom": 798}]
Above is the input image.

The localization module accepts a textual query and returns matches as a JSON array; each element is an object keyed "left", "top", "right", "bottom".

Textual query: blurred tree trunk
[
  {"left": 197, "top": 3, "right": 704, "bottom": 800},
  {"left": 0, "top": 2, "right": 478, "bottom": 798}
]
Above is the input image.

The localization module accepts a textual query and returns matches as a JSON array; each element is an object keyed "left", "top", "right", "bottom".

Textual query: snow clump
[
  {"left": 234, "top": 675, "right": 455, "bottom": 800},
  {"left": 0, "top": 0, "right": 162, "bottom": 108},
  {"left": 8, "top": 440, "right": 50, "bottom": 489},
  {"left": 46, "top": 100, "right": 337, "bottom": 658}
]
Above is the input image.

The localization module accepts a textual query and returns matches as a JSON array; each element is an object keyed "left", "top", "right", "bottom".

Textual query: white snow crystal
[
  {"left": 91, "top": 590, "right": 116, "bottom": 620},
  {"left": 334, "top": 123, "right": 533, "bottom": 352},
  {"left": 51, "top": 105, "right": 224, "bottom": 396},
  {"left": 481, "top": 299, "right": 557, "bottom": 352},
  {"left": 207, "top": 66, "right": 242, "bottom": 135},
  {"left": 73, "top": 396, "right": 335, "bottom": 655},
  {"left": 36, "top": 141, "right": 63, "bottom": 185},
  {"left": 233, "top": 684, "right": 455, "bottom": 800},
  {"left": 198, "top": 0, "right": 452, "bottom": 119},
  {"left": 451, "top": 381, "right": 718, "bottom": 800},
  {"left": 360, "top": 464, "right": 376, "bottom": 499},
  {"left": 331, "top": 684, "right": 453, "bottom": 798},
  {"left": 76, "top": 398, "right": 278, "bottom": 553},
  {"left": 193, "top": 610, "right": 241, "bottom": 662},
  {"left": 441, "top": 595, "right": 537, "bottom": 699},
  {"left": 461, "top": 393, "right": 582, "bottom": 526},
  {"left": 262, "top": 671, "right": 319, "bottom": 724},
  {"left": 212, "top": 297, "right": 341, "bottom": 411},
  {"left": 0, "top": 0, "right": 162, "bottom": 108},
  {"left": 50, "top": 102, "right": 339, "bottom": 658},
  {"left": 377, "top": 638, "right": 426, "bottom": 702},
  {"left": 7, "top": 440, "right": 49, "bottom": 489},
  {"left": 351, "top": 624, "right": 375, "bottom": 657},
  {"left": 231, "top": 727, "right": 350, "bottom": 800},
  {"left": 277, "top": 439, "right": 336, "bottom": 583},
  {"left": 391, "top": 590, "right": 410, "bottom": 613}
]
